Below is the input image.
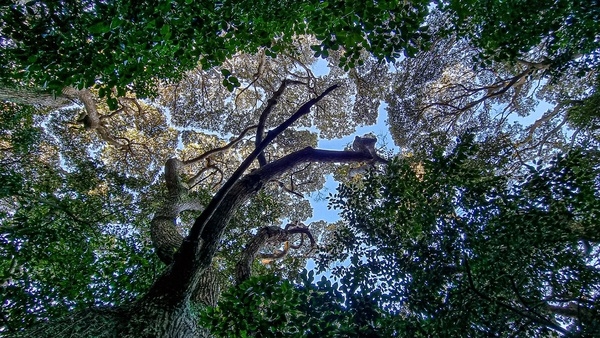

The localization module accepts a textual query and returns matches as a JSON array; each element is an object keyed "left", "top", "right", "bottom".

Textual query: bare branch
[
  {"left": 269, "top": 179, "right": 304, "bottom": 198},
  {"left": 188, "top": 165, "right": 222, "bottom": 190},
  {"left": 234, "top": 49, "right": 266, "bottom": 107},
  {"left": 183, "top": 124, "right": 258, "bottom": 166}
]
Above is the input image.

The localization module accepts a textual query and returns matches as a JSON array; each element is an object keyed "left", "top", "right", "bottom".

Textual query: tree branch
[
  {"left": 255, "top": 79, "right": 305, "bottom": 166},
  {"left": 235, "top": 223, "right": 316, "bottom": 284},
  {"left": 183, "top": 124, "right": 257, "bottom": 166},
  {"left": 145, "top": 147, "right": 373, "bottom": 304}
]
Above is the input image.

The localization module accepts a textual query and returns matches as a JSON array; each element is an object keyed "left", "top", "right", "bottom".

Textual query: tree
[
  {"left": 326, "top": 135, "right": 600, "bottom": 336},
  {"left": 0, "top": 101, "right": 162, "bottom": 333},
  {"left": 385, "top": 10, "right": 599, "bottom": 168},
  {"left": 1, "top": 75, "right": 389, "bottom": 336}
]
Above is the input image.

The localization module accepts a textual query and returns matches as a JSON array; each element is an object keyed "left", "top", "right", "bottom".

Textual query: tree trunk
[
  {"left": 11, "top": 84, "right": 383, "bottom": 337},
  {"left": 122, "top": 300, "right": 209, "bottom": 338},
  {"left": 15, "top": 300, "right": 212, "bottom": 338}
]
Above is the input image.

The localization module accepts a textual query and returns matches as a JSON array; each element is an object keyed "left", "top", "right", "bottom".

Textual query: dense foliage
[
  {"left": 326, "top": 136, "right": 600, "bottom": 336},
  {"left": 201, "top": 272, "right": 395, "bottom": 337},
  {"left": 446, "top": 0, "right": 600, "bottom": 71},
  {"left": 0, "top": 104, "right": 160, "bottom": 329},
  {"left": 0, "top": 0, "right": 429, "bottom": 99}
]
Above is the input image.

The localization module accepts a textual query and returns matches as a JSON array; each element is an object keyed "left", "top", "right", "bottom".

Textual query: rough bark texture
[
  {"left": 130, "top": 147, "right": 376, "bottom": 336},
  {"left": 16, "top": 148, "right": 377, "bottom": 337}
]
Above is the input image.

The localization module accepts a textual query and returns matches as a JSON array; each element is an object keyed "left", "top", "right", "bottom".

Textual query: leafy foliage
[
  {"left": 0, "top": 0, "right": 430, "bottom": 98},
  {"left": 1, "top": 1, "right": 600, "bottom": 336},
  {"left": 0, "top": 115, "right": 160, "bottom": 332},
  {"left": 200, "top": 271, "right": 398, "bottom": 337},
  {"left": 445, "top": 0, "right": 600, "bottom": 71},
  {"left": 325, "top": 136, "right": 600, "bottom": 336},
  {"left": 0, "top": 102, "right": 40, "bottom": 154}
]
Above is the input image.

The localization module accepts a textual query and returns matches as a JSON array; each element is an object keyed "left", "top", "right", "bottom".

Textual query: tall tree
[{"left": 1, "top": 77, "right": 388, "bottom": 336}]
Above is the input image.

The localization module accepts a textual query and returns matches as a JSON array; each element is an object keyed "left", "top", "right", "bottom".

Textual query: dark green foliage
[
  {"left": 0, "top": 102, "right": 40, "bottom": 154},
  {"left": 568, "top": 79, "right": 600, "bottom": 142},
  {"left": 0, "top": 155, "right": 160, "bottom": 333},
  {"left": 326, "top": 136, "right": 600, "bottom": 336},
  {"left": 445, "top": 0, "right": 600, "bottom": 70},
  {"left": 0, "top": 0, "right": 430, "bottom": 99},
  {"left": 200, "top": 271, "right": 399, "bottom": 337}
]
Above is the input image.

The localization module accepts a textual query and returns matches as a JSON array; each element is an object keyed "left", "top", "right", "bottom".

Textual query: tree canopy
[
  {"left": 0, "top": 0, "right": 430, "bottom": 99},
  {"left": 0, "top": 1, "right": 599, "bottom": 337}
]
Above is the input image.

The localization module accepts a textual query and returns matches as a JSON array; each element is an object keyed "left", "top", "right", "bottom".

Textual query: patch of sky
[{"left": 311, "top": 58, "right": 330, "bottom": 77}]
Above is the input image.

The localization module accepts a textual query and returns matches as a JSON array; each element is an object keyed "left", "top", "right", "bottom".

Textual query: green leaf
[
  {"left": 89, "top": 22, "right": 111, "bottom": 34},
  {"left": 160, "top": 25, "right": 171, "bottom": 37},
  {"left": 110, "top": 18, "right": 123, "bottom": 29}
]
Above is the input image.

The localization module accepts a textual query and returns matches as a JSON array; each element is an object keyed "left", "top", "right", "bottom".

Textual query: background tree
[{"left": 386, "top": 10, "right": 599, "bottom": 169}]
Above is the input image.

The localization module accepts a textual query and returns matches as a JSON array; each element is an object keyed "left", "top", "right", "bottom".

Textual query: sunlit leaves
[{"left": 200, "top": 271, "right": 399, "bottom": 337}]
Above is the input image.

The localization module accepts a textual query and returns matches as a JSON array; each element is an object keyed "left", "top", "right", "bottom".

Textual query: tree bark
[
  {"left": 0, "top": 86, "right": 72, "bottom": 109},
  {"left": 127, "top": 148, "right": 375, "bottom": 336}
]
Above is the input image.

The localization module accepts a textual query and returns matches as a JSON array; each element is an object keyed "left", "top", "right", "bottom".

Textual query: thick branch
[
  {"left": 0, "top": 86, "right": 71, "bottom": 108},
  {"left": 255, "top": 79, "right": 305, "bottom": 166},
  {"left": 62, "top": 87, "right": 101, "bottom": 129},
  {"left": 152, "top": 157, "right": 204, "bottom": 265},
  {"left": 146, "top": 147, "right": 373, "bottom": 305},
  {"left": 195, "top": 147, "right": 374, "bottom": 259},
  {"left": 235, "top": 226, "right": 288, "bottom": 284}
]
